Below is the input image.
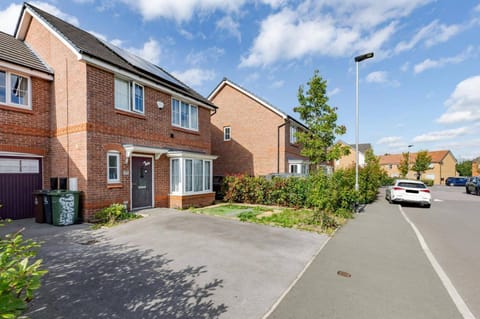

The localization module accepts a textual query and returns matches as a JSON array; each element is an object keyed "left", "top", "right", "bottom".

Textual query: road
[{"left": 402, "top": 185, "right": 480, "bottom": 318}]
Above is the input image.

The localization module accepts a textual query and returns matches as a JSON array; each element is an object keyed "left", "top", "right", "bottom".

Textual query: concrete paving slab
[{"left": 1, "top": 208, "right": 327, "bottom": 318}]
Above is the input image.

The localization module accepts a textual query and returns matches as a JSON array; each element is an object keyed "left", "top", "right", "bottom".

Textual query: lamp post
[
  {"left": 407, "top": 144, "right": 413, "bottom": 179},
  {"left": 354, "top": 52, "right": 374, "bottom": 195}
]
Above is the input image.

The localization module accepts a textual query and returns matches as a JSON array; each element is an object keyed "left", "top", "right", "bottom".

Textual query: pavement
[
  {"left": 268, "top": 190, "right": 463, "bottom": 319},
  {"left": 0, "top": 209, "right": 327, "bottom": 319}
]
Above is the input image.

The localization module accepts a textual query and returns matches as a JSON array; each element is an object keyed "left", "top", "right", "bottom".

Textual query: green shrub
[
  {"left": 91, "top": 203, "right": 140, "bottom": 227},
  {"left": 238, "top": 211, "right": 258, "bottom": 222},
  {"left": 0, "top": 223, "right": 47, "bottom": 318},
  {"left": 422, "top": 179, "right": 434, "bottom": 186}
]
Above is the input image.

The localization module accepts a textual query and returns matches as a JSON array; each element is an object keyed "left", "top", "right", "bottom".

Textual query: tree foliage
[
  {"left": 294, "top": 70, "right": 350, "bottom": 166},
  {"left": 456, "top": 160, "right": 472, "bottom": 176},
  {"left": 412, "top": 150, "right": 432, "bottom": 180},
  {"left": 398, "top": 152, "right": 410, "bottom": 178}
]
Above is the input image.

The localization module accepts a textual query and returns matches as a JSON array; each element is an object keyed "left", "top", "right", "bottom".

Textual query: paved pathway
[{"left": 268, "top": 193, "right": 463, "bottom": 319}]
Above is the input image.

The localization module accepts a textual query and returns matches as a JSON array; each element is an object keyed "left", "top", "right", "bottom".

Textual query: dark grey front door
[{"left": 132, "top": 156, "right": 153, "bottom": 209}]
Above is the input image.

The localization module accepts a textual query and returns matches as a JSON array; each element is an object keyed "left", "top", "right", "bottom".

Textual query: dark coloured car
[
  {"left": 445, "top": 176, "right": 468, "bottom": 186},
  {"left": 466, "top": 177, "right": 480, "bottom": 195}
]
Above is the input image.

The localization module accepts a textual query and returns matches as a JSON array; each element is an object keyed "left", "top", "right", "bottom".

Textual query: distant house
[
  {"left": 1, "top": 3, "right": 217, "bottom": 220},
  {"left": 472, "top": 157, "right": 480, "bottom": 177},
  {"left": 379, "top": 150, "right": 457, "bottom": 185},
  {"left": 208, "top": 78, "right": 309, "bottom": 177},
  {"left": 333, "top": 141, "right": 372, "bottom": 170}
]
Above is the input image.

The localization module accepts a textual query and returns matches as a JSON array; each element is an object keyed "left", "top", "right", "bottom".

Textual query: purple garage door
[{"left": 0, "top": 157, "right": 42, "bottom": 219}]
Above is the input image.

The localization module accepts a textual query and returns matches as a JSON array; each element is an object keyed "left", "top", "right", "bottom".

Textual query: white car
[{"left": 386, "top": 179, "right": 431, "bottom": 208}]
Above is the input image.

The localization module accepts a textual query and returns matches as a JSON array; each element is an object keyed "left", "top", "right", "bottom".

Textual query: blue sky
[{"left": 1, "top": 0, "right": 479, "bottom": 160}]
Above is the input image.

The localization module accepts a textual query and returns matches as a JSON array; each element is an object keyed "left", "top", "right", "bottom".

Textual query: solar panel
[{"left": 103, "top": 41, "right": 187, "bottom": 89}]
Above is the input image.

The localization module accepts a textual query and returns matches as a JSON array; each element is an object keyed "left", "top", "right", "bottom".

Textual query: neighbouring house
[
  {"left": 208, "top": 78, "right": 309, "bottom": 178},
  {"left": 472, "top": 157, "right": 480, "bottom": 177},
  {"left": 333, "top": 141, "right": 372, "bottom": 170},
  {"left": 0, "top": 30, "right": 53, "bottom": 220},
  {"left": 379, "top": 150, "right": 457, "bottom": 185},
  {"left": 1, "top": 3, "right": 218, "bottom": 220}
]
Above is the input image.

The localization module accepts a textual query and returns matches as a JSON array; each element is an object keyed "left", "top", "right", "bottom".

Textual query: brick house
[
  {"left": 0, "top": 30, "right": 53, "bottom": 219},
  {"left": 208, "top": 78, "right": 309, "bottom": 177},
  {"left": 472, "top": 157, "right": 480, "bottom": 177},
  {"left": 2, "top": 3, "right": 218, "bottom": 220},
  {"left": 333, "top": 141, "right": 372, "bottom": 170},
  {"left": 379, "top": 150, "right": 457, "bottom": 185}
]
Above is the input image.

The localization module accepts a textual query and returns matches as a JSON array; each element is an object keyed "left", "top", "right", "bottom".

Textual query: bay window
[{"left": 169, "top": 157, "right": 214, "bottom": 194}]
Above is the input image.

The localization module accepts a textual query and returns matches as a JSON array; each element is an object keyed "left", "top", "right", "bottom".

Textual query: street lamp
[
  {"left": 407, "top": 144, "right": 413, "bottom": 179},
  {"left": 354, "top": 52, "right": 374, "bottom": 195}
]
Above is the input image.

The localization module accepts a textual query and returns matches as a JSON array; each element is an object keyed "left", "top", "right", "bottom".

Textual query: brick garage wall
[
  {"left": 211, "top": 84, "right": 285, "bottom": 176},
  {"left": 169, "top": 193, "right": 215, "bottom": 209},
  {"left": 0, "top": 75, "right": 52, "bottom": 187}
]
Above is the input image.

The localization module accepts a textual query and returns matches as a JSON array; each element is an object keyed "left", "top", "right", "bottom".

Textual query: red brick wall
[
  {"left": 0, "top": 74, "right": 52, "bottom": 187},
  {"left": 169, "top": 193, "right": 215, "bottom": 209},
  {"left": 210, "top": 83, "right": 307, "bottom": 176}
]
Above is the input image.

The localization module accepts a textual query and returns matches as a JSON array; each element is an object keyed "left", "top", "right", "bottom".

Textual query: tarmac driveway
[{"left": 1, "top": 208, "right": 327, "bottom": 318}]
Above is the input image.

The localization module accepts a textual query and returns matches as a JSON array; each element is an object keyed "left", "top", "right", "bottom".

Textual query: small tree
[
  {"left": 456, "top": 160, "right": 472, "bottom": 176},
  {"left": 398, "top": 152, "right": 410, "bottom": 178},
  {"left": 294, "top": 70, "right": 350, "bottom": 169},
  {"left": 411, "top": 150, "right": 432, "bottom": 180}
]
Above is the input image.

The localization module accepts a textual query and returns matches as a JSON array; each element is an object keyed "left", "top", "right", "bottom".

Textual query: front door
[{"left": 131, "top": 156, "right": 153, "bottom": 210}]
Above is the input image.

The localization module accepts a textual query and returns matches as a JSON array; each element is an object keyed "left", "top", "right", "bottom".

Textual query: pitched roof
[
  {"left": 379, "top": 150, "right": 453, "bottom": 165},
  {"left": 208, "top": 78, "right": 308, "bottom": 130},
  {"left": 15, "top": 3, "right": 215, "bottom": 109},
  {"left": 0, "top": 31, "right": 51, "bottom": 74}
]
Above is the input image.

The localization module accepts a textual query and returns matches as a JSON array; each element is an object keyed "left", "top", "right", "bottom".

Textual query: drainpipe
[{"left": 277, "top": 121, "right": 287, "bottom": 173}]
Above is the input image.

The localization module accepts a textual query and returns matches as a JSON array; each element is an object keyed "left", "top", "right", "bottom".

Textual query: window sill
[
  {"left": 0, "top": 104, "right": 33, "bottom": 114},
  {"left": 115, "top": 109, "right": 146, "bottom": 120},
  {"left": 172, "top": 126, "right": 200, "bottom": 135},
  {"left": 107, "top": 183, "right": 123, "bottom": 189}
]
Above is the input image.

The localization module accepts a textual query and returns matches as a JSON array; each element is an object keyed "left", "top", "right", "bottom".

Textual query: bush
[
  {"left": 422, "top": 179, "right": 434, "bottom": 187},
  {"left": 0, "top": 221, "right": 47, "bottom": 318},
  {"left": 91, "top": 203, "right": 141, "bottom": 227}
]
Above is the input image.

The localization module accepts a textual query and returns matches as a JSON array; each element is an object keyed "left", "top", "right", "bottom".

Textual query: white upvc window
[
  {"left": 0, "top": 70, "right": 31, "bottom": 109},
  {"left": 170, "top": 158, "right": 213, "bottom": 195},
  {"left": 288, "top": 160, "right": 309, "bottom": 176},
  {"left": 224, "top": 126, "right": 231, "bottom": 141},
  {"left": 171, "top": 98, "right": 198, "bottom": 131},
  {"left": 290, "top": 125, "right": 298, "bottom": 144},
  {"left": 107, "top": 152, "right": 120, "bottom": 183},
  {"left": 114, "top": 77, "right": 144, "bottom": 114}
]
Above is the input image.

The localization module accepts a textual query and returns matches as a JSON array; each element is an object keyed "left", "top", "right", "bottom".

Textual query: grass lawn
[{"left": 189, "top": 204, "right": 347, "bottom": 235}]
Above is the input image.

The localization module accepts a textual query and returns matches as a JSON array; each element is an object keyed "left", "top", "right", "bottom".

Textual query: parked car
[
  {"left": 386, "top": 179, "right": 431, "bottom": 208},
  {"left": 445, "top": 176, "right": 468, "bottom": 186},
  {"left": 465, "top": 177, "right": 480, "bottom": 195}
]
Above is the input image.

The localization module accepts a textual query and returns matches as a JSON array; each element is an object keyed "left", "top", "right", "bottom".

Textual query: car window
[{"left": 397, "top": 182, "right": 426, "bottom": 189}]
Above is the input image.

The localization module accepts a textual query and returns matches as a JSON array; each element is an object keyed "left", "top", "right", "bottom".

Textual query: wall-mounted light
[{"left": 157, "top": 101, "right": 164, "bottom": 109}]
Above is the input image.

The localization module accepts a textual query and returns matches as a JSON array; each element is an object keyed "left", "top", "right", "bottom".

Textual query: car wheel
[
  {"left": 466, "top": 187, "right": 470, "bottom": 194},
  {"left": 425, "top": 204, "right": 431, "bottom": 208},
  {"left": 476, "top": 188, "right": 480, "bottom": 196}
]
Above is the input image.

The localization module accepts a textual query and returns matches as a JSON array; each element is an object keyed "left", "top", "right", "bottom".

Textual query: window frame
[
  {"left": 0, "top": 70, "right": 31, "bottom": 110},
  {"left": 290, "top": 125, "right": 298, "bottom": 144},
  {"left": 170, "top": 158, "right": 213, "bottom": 195},
  {"left": 114, "top": 77, "right": 144, "bottom": 114},
  {"left": 171, "top": 98, "right": 199, "bottom": 131},
  {"left": 224, "top": 126, "right": 231, "bottom": 141},
  {"left": 107, "top": 151, "right": 121, "bottom": 184}
]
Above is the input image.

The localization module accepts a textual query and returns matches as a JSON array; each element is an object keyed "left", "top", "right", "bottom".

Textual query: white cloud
[
  {"left": 0, "top": 3, "right": 22, "bottom": 34},
  {"left": 413, "top": 127, "right": 469, "bottom": 142},
  {"left": 476, "top": 3, "right": 480, "bottom": 12},
  {"left": 120, "top": 0, "right": 247, "bottom": 22},
  {"left": 171, "top": 68, "right": 216, "bottom": 87},
  {"left": 126, "top": 38, "right": 162, "bottom": 65},
  {"left": 395, "top": 20, "right": 461, "bottom": 53},
  {"left": 328, "top": 87, "right": 341, "bottom": 97},
  {"left": 240, "top": 0, "right": 431, "bottom": 67},
  {"left": 437, "top": 75, "right": 480, "bottom": 124},
  {"left": 179, "top": 29, "right": 194, "bottom": 40},
  {"left": 366, "top": 70, "right": 399, "bottom": 86},
  {"left": 260, "top": 0, "right": 288, "bottom": 8},
  {"left": 186, "top": 47, "right": 225, "bottom": 66},
  {"left": 216, "top": 15, "right": 241, "bottom": 42},
  {"left": 400, "top": 62, "right": 410, "bottom": 72},
  {"left": 270, "top": 80, "right": 284, "bottom": 88},
  {"left": 378, "top": 136, "right": 403, "bottom": 145},
  {"left": 414, "top": 46, "right": 475, "bottom": 74}
]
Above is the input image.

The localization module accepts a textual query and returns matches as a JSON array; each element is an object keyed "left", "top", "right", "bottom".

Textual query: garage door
[{"left": 0, "top": 157, "right": 42, "bottom": 219}]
